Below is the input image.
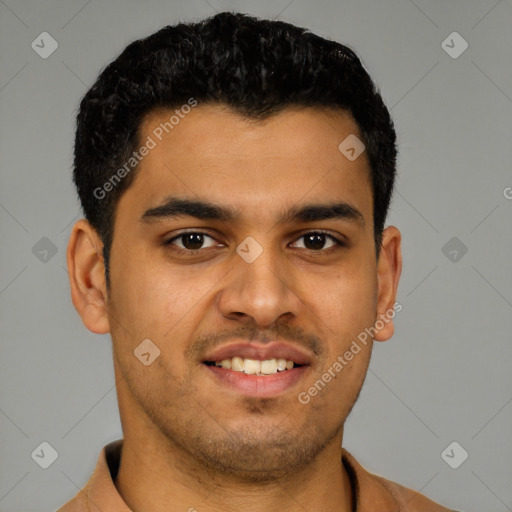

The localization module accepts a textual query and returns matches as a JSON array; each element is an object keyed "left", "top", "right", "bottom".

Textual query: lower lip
[{"left": 203, "top": 364, "right": 309, "bottom": 398}]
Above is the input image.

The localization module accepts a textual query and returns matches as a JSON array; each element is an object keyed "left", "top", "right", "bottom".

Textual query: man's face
[{"left": 102, "top": 104, "right": 389, "bottom": 479}]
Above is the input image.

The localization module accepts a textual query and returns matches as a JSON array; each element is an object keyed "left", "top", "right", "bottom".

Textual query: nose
[{"left": 215, "top": 238, "right": 303, "bottom": 328}]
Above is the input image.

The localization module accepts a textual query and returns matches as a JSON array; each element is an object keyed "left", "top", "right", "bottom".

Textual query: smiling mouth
[{"left": 203, "top": 357, "right": 306, "bottom": 376}]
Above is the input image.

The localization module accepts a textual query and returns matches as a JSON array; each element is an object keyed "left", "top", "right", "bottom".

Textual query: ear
[
  {"left": 66, "top": 219, "right": 110, "bottom": 334},
  {"left": 373, "top": 225, "right": 402, "bottom": 342}
]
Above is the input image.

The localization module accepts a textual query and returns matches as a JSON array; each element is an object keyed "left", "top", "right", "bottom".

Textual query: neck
[{"left": 115, "top": 424, "right": 353, "bottom": 512}]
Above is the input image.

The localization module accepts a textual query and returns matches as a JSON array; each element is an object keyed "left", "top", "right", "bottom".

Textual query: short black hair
[{"left": 73, "top": 11, "right": 397, "bottom": 289}]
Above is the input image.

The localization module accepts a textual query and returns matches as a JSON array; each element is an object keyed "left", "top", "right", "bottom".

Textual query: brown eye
[
  {"left": 165, "top": 232, "right": 218, "bottom": 254},
  {"left": 292, "top": 231, "right": 345, "bottom": 252}
]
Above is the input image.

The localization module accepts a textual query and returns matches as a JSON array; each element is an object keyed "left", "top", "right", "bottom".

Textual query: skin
[{"left": 67, "top": 104, "right": 402, "bottom": 512}]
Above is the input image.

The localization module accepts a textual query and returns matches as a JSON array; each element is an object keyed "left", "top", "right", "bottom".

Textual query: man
[{"left": 58, "top": 11, "right": 457, "bottom": 512}]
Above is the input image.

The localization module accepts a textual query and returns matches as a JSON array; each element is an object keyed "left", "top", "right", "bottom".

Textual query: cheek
[
  {"left": 313, "top": 266, "right": 377, "bottom": 336},
  {"left": 109, "top": 245, "right": 184, "bottom": 325},
  {"left": 108, "top": 248, "right": 224, "bottom": 358}
]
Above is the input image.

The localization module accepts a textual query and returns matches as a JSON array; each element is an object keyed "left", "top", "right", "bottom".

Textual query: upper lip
[{"left": 203, "top": 341, "right": 313, "bottom": 365}]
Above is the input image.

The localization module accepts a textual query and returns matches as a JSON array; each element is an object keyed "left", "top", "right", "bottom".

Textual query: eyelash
[{"left": 164, "top": 230, "right": 346, "bottom": 256}]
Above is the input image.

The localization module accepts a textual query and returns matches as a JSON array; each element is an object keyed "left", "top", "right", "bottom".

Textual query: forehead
[{"left": 119, "top": 104, "right": 373, "bottom": 226}]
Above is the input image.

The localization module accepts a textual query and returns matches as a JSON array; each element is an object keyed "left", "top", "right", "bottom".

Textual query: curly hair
[{"left": 73, "top": 11, "right": 397, "bottom": 287}]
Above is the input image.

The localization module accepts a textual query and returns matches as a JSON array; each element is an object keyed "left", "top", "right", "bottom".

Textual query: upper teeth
[{"left": 214, "top": 357, "right": 295, "bottom": 375}]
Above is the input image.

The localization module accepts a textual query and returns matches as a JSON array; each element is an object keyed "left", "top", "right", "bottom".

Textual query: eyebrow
[{"left": 140, "top": 196, "right": 365, "bottom": 226}]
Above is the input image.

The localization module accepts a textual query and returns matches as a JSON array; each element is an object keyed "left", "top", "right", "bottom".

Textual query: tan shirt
[{"left": 56, "top": 439, "right": 457, "bottom": 511}]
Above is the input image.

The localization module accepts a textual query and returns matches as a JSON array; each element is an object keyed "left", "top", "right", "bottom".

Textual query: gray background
[{"left": 1, "top": 0, "right": 511, "bottom": 511}]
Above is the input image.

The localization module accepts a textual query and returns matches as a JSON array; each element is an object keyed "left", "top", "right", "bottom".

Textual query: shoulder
[
  {"left": 374, "top": 474, "right": 459, "bottom": 511},
  {"left": 342, "top": 448, "right": 459, "bottom": 512},
  {"left": 55, "top": 439, "right": 123, "bottom": 512}
]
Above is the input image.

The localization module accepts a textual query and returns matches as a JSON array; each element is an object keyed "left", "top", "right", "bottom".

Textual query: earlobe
[
  {"left": 373, "top": 225, "right": 402, "bottom": 342},
  {"left": 66, "top": 219, "right": 110, "bottom": 334}
]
